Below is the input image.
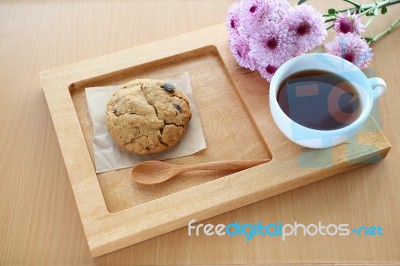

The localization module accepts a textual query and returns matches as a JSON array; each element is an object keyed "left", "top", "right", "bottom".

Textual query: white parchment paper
[{"left": 85, "top": 72, "right": 206, "bottom": 173}]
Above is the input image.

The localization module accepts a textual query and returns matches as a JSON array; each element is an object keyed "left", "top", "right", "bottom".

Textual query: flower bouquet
[{"left": 226, "top": 0, "right": 400, "bottom": 81}]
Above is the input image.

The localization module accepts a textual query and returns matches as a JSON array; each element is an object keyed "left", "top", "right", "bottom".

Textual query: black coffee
[{"left": 277, "top": 70, "right": 361, "bottom": 130}]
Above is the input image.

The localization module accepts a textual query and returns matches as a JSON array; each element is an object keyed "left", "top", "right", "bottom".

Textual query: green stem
[
  {"left": 383, "top": 0, "right": 400, "bottom": 7},
  {"left": 365, "top": 16, "right": 375, "bottom": 28},
  {"left": 324, "top": 16, "right": 337, "bottom": 23},
  {"left": 343, "top": 0, "right": 360, "bottom": 7},
  {"left": 367, "top": 17, "right": 400, "bottom": 44},
  {"left": 324, "top": 0, "right": 400, "bottom": 23},
  {"left": 357, "top": 7, "right": 375, "bottom": 17}
]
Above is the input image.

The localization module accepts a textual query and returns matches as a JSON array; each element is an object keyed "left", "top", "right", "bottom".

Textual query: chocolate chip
[
  {"left": 173, "top": 104, "right": 181, "bottom": 112},
  {"left": 162, "top": 83, "right": 175, "bottom": 92},
  {"left": 145, "top": 146, "right": 151, "bottom": 151}
]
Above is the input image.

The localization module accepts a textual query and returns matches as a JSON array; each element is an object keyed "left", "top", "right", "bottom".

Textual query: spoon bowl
[
  {"left": 132, "top": 161, "right": 178, "bottom": 185},
  {"left": 131, "top": 159, "right": 270, "bottom": 185}
]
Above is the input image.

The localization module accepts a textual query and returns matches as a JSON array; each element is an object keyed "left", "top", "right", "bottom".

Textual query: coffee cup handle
[{"left": 369, "top": 77, "right": 387, "bottom": 100}]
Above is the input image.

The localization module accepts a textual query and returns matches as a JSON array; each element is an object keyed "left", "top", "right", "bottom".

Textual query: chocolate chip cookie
[{"left": 105, "top": 79, "right": 192, "bottom": 154}]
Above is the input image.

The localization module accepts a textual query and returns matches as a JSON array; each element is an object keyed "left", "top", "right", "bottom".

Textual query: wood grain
[
  {"left": 1, "top": 0, "right": 399, "bottom": 264},
  {"left": 69, "top": 46, "right": 271, "bottom": 213},
  {"left": 40, "top": 22, "right": 390, "bottom": 257}
]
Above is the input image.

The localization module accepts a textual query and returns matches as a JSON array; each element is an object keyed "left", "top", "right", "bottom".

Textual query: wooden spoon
[{"left": 131, "top": 159, "right": 270, "bottom": 185}]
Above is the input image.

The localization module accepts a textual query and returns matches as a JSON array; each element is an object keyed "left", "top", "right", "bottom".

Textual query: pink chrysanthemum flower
[
  {"left": 229, "top": 31, "right": 257, "bottom": 71},
  {"left": 226, "top": 1, "right": 241, "bottom": 34},
  {"left": 265, "top": 0, "right": 292, "bottom": 21},
  {"left": 249, "top": 21, "right": 296, "bottom": 67},
  {"left": 325, "top": 33, "right": 373, "bottom": 69},
  {"left": 257, "top": 60, "right": 283, "bottom": 82},
  {"left": 268, "top": 0, "right": 291, "bottom": 11},
  {"left": 285, "top": 4, "right": 327, "bottom": 53},
  {"left": 334, "top": 11, "right": 365, "bottom": 34},
  {"left": 238, "top": 0, "right": 280, "bottom": 37}
]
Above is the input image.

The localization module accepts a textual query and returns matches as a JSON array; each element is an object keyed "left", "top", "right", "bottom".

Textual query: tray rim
[
  {"left": 71, "top": 45, "right": 272, "bottom": 212},
  {"left": 40, "top": 24, "right": 390, "bottom": 257}
]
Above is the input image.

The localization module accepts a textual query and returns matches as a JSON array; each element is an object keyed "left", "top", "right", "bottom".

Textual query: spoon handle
[{"left": 182, "top": 159, "right": 270, "bottom": 172}]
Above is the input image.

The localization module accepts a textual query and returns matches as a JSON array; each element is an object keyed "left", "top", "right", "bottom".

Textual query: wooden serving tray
[{"left": 40, "top": 24, "right": 390, "bottom": 257}]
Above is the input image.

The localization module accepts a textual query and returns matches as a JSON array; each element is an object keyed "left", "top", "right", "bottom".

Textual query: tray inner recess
[{"left": 69, "top": 46, "right": 272, "bottom": 213}]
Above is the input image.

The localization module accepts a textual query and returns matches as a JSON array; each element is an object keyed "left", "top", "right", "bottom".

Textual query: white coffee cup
[{"left": 269, "top": 53, "right": 386, "bottom": 149}]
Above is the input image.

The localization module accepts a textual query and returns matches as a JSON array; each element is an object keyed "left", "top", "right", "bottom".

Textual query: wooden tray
[{"left": 40, "top": 24, "right": 391, "bottom": 257}]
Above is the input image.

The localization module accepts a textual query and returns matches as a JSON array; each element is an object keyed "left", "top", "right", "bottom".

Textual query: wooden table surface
[{"left": 0, "top": 0, "right": 399, "bottom": 264}]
